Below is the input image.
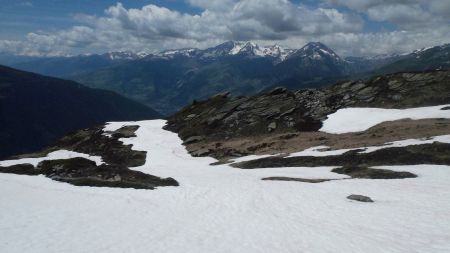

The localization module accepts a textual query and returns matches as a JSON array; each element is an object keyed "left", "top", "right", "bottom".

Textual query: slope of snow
[
  {"left": 0, "top": 150, "right": 103, "bottom": 167},
  {"left": 159, "top": 48, "right": 197, "bottom": 57},
  {"left": 104, "top": 51, "right": 140, "bottom": 60},
  {"left": 1, "top": 120, "right": 450, "bottom": 253},
  {"left": 320, "top": 104, "right": 450, "bottom": 134},
  {"left": 288, "top": 145, "right": 354, "bottom": 157},
  {"left": 229, "top": 41, "right": 247, "bottom": 55}
]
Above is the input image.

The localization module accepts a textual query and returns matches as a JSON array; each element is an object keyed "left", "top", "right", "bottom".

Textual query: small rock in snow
[{"left": 347, "top": 194, "right": 374, "bottom": 203}]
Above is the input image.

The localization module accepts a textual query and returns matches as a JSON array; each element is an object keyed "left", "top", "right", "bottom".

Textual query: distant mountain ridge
[
  {"left": 2, "top": 41, "right": 449, "bottom": 115},
  {"left": 370, "top": 43, "right": 450, "bottom": 75},
  {"left": 148, "top": 41, "right": 295, "bottom": 62},
  {"left": 70, "top": 41, "right": 350, "bottom": 114}
]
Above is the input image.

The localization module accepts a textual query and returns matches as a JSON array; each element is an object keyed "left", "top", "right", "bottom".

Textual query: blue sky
[
  {"left": 0, "top": 1, "right": 198, "bottom": 39},
  {"left": 0, "top": 0, "right": 448, "bottom": 56}
]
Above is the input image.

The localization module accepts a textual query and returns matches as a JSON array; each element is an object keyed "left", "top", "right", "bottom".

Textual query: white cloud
[
  {"left": 317, "top": 28, "right": 450, "bottom": 56},
  {"left": 0, "top": 0, "right": 448, "bottom": 56},
  {"left": 430, "top": 0, "right": 450, "bottom": 18},
  {"left": 325, "top": 0, "right": 449, "bottom": 29}
]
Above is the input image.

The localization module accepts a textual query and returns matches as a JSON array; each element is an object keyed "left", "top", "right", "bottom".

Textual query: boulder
[
  {"left": 191, "top": 148, "right": 211, "bottom": 157},
  {"left": 350, "top": 82, "right": 366, "bottom": 92},
  {"left": 388, "top": 80, "right": 403, "bottom": 89},
  {"left": 183, "top": 136, "right": 204, "bottom": 145},
  {"left": 267, "top": 122, "right": 277, "bottom": 132},
  {"left": 185, "top": 114, "right": 197, "bottom": 120},
  {"left": 269, "top": 87, "right": 287, "bottom": 95},
  {"left": 347, "top": 194, "right": 374, "bottom": 202}
]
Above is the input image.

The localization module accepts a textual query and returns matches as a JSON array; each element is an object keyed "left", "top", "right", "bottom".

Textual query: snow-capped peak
[
  {"left": 228, "top": 41, "right": 248, "bottom": 55},
  {"left": 235, "top": 42, "right": 264, "bottom": 56},
  {"left": 200, "top": 41, "right": 291, "bottom": 61},
  {"left": 110, "top": 41, "right": 342, "bottom": 63},
  {"left": 261, "top": 45, "right": 294, "bottom": 61},
  {"left": 157, "top": 48, "right": 199, "bottom": 58},
  {"left": 103, "top": 51, "right": 140, "bottom": 60},
  {"left": 136, "top": 51, "right": 152, "bottom": 58},
  {"left": 227, "top": 41, "right": 293, "bottom": 61},
  {"left": 289, "top": 42, "right": 343, "bottom": 62},
  {"left": 412, "top": 44, "right": 450, "bottom": 55}
]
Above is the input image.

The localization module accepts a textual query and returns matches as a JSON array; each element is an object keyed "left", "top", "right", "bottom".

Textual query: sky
[{"left": 0, "top": 0, "right": 449, "bottom": 56}]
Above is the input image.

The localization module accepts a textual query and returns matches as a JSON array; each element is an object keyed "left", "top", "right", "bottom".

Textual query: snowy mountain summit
[
  {"left": 151, "top": 41, "right": 295, "bottom": 62},
  {"left": 213, "top": 41, "right": 294, "bottom": 61},
  {"left": 288, "top": 42, "right": 344, "bottom": 63}
]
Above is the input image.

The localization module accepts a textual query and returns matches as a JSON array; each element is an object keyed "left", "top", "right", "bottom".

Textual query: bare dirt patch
[{"left": 186, "top": 118, "right": 450, "bottom": 161}]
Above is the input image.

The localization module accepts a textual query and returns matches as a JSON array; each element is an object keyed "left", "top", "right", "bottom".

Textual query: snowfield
[
  {"left": 320, "top": 104, "right": 450, "bottom": 134},
  {"left": 1, "top": 120, "right": 450, "bottom": 253}
]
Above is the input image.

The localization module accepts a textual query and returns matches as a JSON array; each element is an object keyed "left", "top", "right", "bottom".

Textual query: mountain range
[{"left": 3, "top": 41, "right": 449, "bottom": 115}]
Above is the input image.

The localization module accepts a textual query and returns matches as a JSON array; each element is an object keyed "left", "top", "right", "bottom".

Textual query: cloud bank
[{"left": 1, "top": 0, "right": 449, "bottom": 56}]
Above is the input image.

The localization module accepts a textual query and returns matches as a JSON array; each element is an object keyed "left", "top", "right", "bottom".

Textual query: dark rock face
[
  {"left": 165, "top": 70, "right": 450, "bottom": 154},
  {"left": 164, "top": 89, "right": 323, "bottom": 144},
  {"left": 347, "top": 194, "right": 374, "bottom": 202},
  {"left": 234, "top": 143, "right": 450, "bottom": 169},
  {"left": 50, "top": 125, "right": 146, "bottom": 167},
  {"left": 0, "top": 158, "right": 178, "bottom": 190},
  {"left": 39, "top": 158, "right": 178, "bottom": 189},
  {"left": 0, "top": 163, "right": 37, "bottom": 175},
  {"left": 332, "top": 166, "right": 417, "bottom": 179}
]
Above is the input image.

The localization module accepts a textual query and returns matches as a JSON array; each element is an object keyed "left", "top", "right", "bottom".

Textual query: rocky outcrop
[
  {"left": 233, "top": 143, "right": 450, "bottom": 169},
  {"left": 331, "top": 166, "right": 417, "bottom": 179},
  {"left": 2, "top": 125, "right": 180, "bottom": 190},
  {"left": 0, "top": 158, "right": 178, "bottom": 189},
  {"left": 165, "top": 89, "right": 323, "bottom": 143},
  {"left": 165, "top": 70, "right": 450, "bottom": 157},
  {"left": 20, "top": 125, "right": 147, "bottom": 168}
]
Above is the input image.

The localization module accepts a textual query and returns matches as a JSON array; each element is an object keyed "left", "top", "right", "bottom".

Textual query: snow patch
[
  {"left": 288, "top": 146, "right": 354, "bottom": 157},
  {"left": 320, "top": 104, "right": 450, "bottom": 134}
]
